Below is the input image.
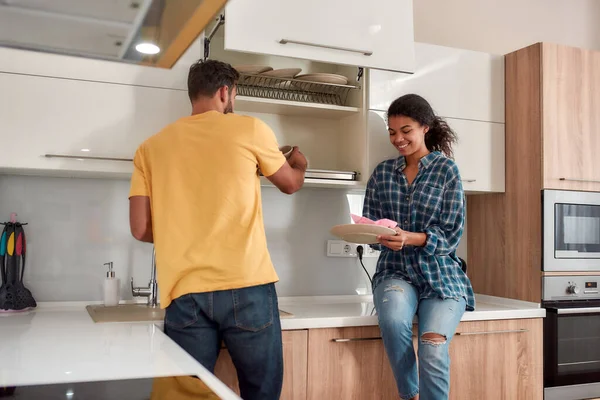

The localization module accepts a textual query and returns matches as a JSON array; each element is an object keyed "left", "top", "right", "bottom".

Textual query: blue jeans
[
  {"left": 374, "top": 278, "right": 466, "bottom": 400},
  {"left": 164, "top": 283, "right": 283, "bottom": 400}
]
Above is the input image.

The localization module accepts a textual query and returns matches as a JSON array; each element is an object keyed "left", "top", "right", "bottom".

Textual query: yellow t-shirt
[{"left": 129, "top": 111, "right": 285, "bottom": 308}]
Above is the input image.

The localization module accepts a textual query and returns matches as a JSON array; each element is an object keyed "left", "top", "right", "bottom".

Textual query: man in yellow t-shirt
[{"left": 129, "top": 59, "right": 307, "bottom": 400}]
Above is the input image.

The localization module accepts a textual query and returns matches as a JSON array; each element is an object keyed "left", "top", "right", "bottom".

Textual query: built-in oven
[
  {"left": 544, "top": 275, "right": 600, "bottom": 400},
  {"left": 543, "top": 190, "right": 600, "bottom": 272}
]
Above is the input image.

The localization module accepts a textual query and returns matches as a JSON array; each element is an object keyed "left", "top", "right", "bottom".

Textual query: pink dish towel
[{"left": 351, "top": 214, "right": 398, "bottom": 229}]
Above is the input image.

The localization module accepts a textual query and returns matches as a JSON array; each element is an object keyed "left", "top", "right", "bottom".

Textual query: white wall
[
  {"left": 415, "top": 0, "right": 600, "bottom": 54},
  {"left": 0, "top": 174, "right": 467, "bottom": 302}
]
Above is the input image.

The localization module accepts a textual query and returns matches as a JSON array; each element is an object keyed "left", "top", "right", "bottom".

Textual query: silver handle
[
  {"left": 279, "top": 39, "right": 373, "bottom": 56},
  {"left": 559, "top": 177, "right": 600, "bottom": 183},
  {"left": 556, "top": 307, "right": 600, "bottom": 315},
  {"left": 462, "top": 179, "right": 477, "bottom": 183},
  {"left": 456, "top": 328, "right": 528, "bottom": 336},
  {"left": 332, "top": 337, "right": 382, "bottom": 343},
  {"left": 45, "top": 154, "right": 133, "bottom": 162}
]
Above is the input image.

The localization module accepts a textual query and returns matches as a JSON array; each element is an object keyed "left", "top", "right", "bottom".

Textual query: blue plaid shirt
[{"left": 363, "top": 152, "right": 475, "bottom": 311}]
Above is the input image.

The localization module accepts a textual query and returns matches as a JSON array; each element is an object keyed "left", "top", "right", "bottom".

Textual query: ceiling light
[
  {"left": 135, "top": 43, "right": 160, "bottom": 55},
  {"left": 80, "top": 149, "right": 90, "bottom": 152}
]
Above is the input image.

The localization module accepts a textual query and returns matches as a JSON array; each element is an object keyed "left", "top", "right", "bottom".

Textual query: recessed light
[
  {"left": 80, "top": 149, "right": 90, "bottom": 152},
  {"left": 135, "top": 43, "right": 160, "bottom": 55}
]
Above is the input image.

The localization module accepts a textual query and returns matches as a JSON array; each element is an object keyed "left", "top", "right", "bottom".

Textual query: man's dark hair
[{"left": 187, "top": 59, "right": 240, "bottom": 102}]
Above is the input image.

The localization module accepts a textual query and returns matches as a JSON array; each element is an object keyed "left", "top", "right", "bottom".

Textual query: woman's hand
[{"left": 377, "top": 227, "right": 409, "bottom": 251}]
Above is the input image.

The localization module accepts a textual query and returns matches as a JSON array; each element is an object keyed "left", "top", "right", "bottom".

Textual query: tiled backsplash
[{"left": 0, "top": 175, "right": 466, "bottom": 302}]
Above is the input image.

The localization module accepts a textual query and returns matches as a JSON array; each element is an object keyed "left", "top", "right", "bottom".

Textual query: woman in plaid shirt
[{"left": 363, "top": 94, "right": 475, "bottom": 400}]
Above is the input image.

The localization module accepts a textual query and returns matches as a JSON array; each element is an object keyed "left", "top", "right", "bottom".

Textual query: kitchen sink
[
  {"left": 86, "top": 304, "right": 294, "bottom": 323},
  {"left": 86, "top": 304, "right": 165, "bottom": 323}
]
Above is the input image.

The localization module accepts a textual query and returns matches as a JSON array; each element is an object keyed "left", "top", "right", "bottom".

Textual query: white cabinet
[
  {"left": 369, "top": 43, "right": 504, "bottom": 123},
  {"left": 224, "top": 0, "right": 415, "bottom": 73},
  {"left": 367, "top": 111, "right": 505, "bottom": 193},
  {"left": 0, "top": 72, "right": 189, "bottom": 176}
]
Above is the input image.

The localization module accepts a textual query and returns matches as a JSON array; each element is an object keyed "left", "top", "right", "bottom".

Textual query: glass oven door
[{"left": 545, "top": 305, "right": 600, "bottom": 389}]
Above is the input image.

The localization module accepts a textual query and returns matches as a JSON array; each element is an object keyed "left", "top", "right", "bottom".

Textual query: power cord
[{"left": 356, "top": 245, "right": 372, "bottom": 286}]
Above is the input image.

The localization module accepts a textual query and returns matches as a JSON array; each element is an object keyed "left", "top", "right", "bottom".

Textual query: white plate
[
  {"left": 260, "top": 68, "right": 302, "bottom": 78},
  {"left": 234, "top": 65, "right": 273, "bottom": 74},
  {"left": 330, "top": 224, "right": 396, "bottom": 245},
  {"left": 295, "top": 73, "right": 349, "bottom": 85}
]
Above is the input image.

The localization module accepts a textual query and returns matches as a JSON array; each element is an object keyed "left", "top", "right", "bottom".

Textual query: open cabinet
[{"left": 205, "top": 17, "right": 369, "bottom": 189}]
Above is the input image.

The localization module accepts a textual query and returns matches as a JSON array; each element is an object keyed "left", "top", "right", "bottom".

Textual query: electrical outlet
[{"left": 327, "top": 240, "right": 380, "bottom": 258}]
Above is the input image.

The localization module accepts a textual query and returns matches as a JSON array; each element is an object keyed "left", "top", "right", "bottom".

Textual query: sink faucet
[{"left": 131, "top": 247, "right": 158, "bottom": 308}]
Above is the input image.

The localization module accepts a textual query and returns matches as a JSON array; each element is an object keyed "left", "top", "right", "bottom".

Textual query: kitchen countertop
[
  {"left": 0, "top": 294, "right": 544, "bottom": 391},
  {"left": 278, "top": 293, "right": 546, "bottom": 330}
]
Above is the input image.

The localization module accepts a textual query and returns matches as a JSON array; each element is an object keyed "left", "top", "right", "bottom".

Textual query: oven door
[
  {"left": 544, "top": 190, "right": 600, "bottom": 271},
  {"left": 545, "top": 304, "right": 600, "bottom": 400}
]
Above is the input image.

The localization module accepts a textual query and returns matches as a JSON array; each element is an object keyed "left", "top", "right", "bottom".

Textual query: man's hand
[{"left": 287, "top": 147, "right": 308, "bottom": 171}]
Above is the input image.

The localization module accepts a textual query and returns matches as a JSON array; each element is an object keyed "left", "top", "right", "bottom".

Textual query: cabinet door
[
  {"left": 542, "top": 44, "right": 600, "bottom": 191},
  {"left": 369, "top": 43, "right": 504, "bottom": 123},
  {"left": 452, "top": 118, "right": 505, "bottom": 193},
  {"left": 214, "top": 330, "right": 308, "bottom": 400},
  {"left": 0, "top": 72, "right": 189, "bottom": 176},
  {"left": 367, "top": 111, "right": 506, "bottom": 193},
  {"left": 307, "top": 326, "right": 385, "bottom": 400},
  {"left": 449, "top": 319, "right": 543, "bottom": 400},
  {"left": 224, "top": 0, "right": 415, "bottom": 73}
]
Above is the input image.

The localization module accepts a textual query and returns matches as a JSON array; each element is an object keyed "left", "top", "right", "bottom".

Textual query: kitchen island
[{"left": 0, "top": 294, "right": 544, "bottom": 399}]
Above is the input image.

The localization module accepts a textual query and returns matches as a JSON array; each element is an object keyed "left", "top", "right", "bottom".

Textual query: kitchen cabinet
[
  {"left": 0, "top": 71, "right": 189, "bottom": 177},
  {"left": 367, "top": 111, "right": 505, "bottom": 193},
  {"left": 224, "top": 0, "right": 415, "bottom": 73},
  {"left": 369, "top": 43, "right": 505, "bottom": 123},
  {"left": 468, "top": 43, "right": 600, "bottom": 303},
  {"left": 306, "top": 326, "right": 386, "bottom": 400},
  {"left": 214, "top": 330, "right": 308, "bottom": 400}
]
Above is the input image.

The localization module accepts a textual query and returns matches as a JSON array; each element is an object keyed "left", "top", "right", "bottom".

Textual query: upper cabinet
[
  {"left": 369, "top": 43, "right": 504, "bottom": 123},
  {"left": 224, "top": 0, "right": 415, "bottom": 73},
  {"left": 505, "top": 43, "right": 600, "bottom": 192}
]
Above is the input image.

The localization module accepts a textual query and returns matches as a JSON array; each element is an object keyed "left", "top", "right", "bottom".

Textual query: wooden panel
[
  {"left": 468, "top": 43, "right": 543, "bottom": 302},
  {"left": 542, "top": 43, "right": 600, "bottom": 191},
  {"left": 449, "top": 319, "right": 543, "bottom": 400},
  {"left": 307, "top": 326, "right": 385, "bottom": 400},
  {"left": 214, "top": 330, "right": 308, "bottom": 400}
]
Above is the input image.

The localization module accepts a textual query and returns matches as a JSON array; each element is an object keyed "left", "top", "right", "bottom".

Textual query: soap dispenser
[{"left": 103, "top": 262, "right": 120, "bottom": 307}]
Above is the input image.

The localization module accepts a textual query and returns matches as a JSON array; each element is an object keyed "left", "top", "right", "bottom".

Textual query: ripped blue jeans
[{"left": 374, "top": 278, "right": 466, "bottom": 400}]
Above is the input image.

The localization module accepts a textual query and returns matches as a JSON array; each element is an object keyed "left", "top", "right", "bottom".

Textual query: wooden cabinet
[
  {"left": 369, "top": 43, "right": 505, "bottom": 123},
  {"left": 214, "top": 330, "right": 308, "bottom": 400},
  {"left": 306, "top": 326, "right": 386, "bottom": 400},
  {"left": 542, "top": 44, "right": 600, "bottom": 191},
  {"left": 224, "top": 0, "right": 415, "bottom": 73},
  {"left": 449, "top": 318, "right": 543, "bottom": 400},
  {"left": 367, "top": 111, "right": 505, "bottom": 193},
  {"left": 468, "top": 43, "right": 600, "bottom": 302},
  {"left": 0, "top": 71, "right": 189, "bottom": 177}
]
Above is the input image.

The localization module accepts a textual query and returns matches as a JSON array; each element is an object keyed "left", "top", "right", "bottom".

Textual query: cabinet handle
[
  {"left": 456, "top": 328, "right": 528, "bottom": 336},
  {"left": 279, "top": 39, "right": 373, "bottom": 56},
  {"left": 332, "top": 337, "right": 382, "bottom": 343},
  {"left": 559, "top": 177, "right": 600, "bottom": 183},
  {"left": 45, "top": 154, "right": 133, "bottom": 162},
  {"left": 462, "top": 179, "right": 477, "bottom": 183}
]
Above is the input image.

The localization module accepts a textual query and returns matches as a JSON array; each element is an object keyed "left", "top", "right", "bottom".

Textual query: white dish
[
  {"left": 234, "top": 65, "right": 273, "bottom": 74},
  {"left": 295, "top": 73, "right": 349, "bottom": 85},
  {"left": 261, "top": 68, "right": 302, "bottom": 78},
  {"left": 330, "top": 224, "right": 396, "bottom": 244}
]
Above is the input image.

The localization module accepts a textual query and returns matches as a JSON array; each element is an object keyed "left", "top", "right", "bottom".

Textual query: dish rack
[{"left": 237, "top": 74, "right": 360, "bottom": 106}]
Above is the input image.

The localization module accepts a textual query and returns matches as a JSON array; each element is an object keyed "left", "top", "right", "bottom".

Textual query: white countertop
[
  {"left": 278, "top": 294, "right": 546, "bottom": 330},
  {"left": 0, "top": 294, "right": 544, "bottom": 392}
]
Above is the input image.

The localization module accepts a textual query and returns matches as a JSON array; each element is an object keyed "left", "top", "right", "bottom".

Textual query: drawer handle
[
  {"left": 279, "top": 39, "right": 373, "bottom": 56},
  {"left": 456, "top": 328, "right": 528, "bottom": 336},
  {"left": 462, "top": 179, "right": 477, "bottom": 183},
  {"left": 332, "top": 337, "right": 382, "bottom": 343},
  {"left": 559, "top": 177, "right": 600, "bottom": 183},
  {"left": 45, "top": 154, "right": 133, "bottom": 162}
]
